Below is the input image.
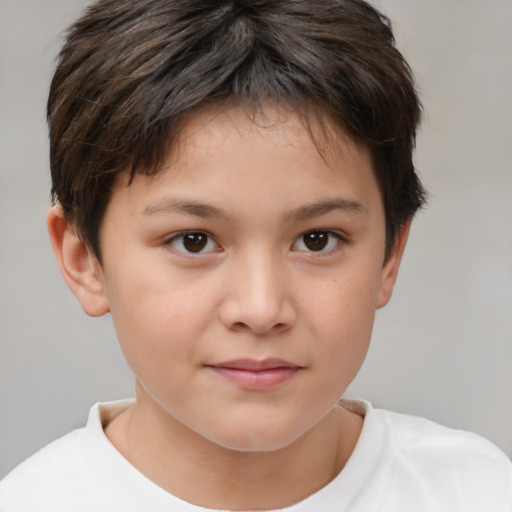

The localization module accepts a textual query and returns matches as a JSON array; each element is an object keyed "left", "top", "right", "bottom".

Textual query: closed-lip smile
[{"left": 205, "top": 358, "right": 302, "bottom": 389}]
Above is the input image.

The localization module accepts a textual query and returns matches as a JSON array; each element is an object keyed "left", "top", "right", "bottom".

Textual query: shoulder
[
  {"left": 378, "top": 406, "right": 510, "bottom": 466},
  {"left": 0, "top": 427, "right": 89, "bottom": 510},
  {"left": 0, "top": 400, "right": 135, "bottom": 512},
  {"left": 340, "top": 399, "right": 512, "bottom": 510},
  {"left": 373, "top": 403, "right": 512, "bottom": 508}
]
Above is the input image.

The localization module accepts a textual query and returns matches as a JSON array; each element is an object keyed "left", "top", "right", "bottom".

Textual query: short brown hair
[{"left": 48, "top": 0, "right": 426, "bottom": 260}]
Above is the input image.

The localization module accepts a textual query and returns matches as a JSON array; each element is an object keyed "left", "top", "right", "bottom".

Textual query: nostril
[
  {"left": 233, "top": 322, "right": 247, "bottom": 330},
  {"left": 230, "top": 321, "right": 288, "bottom": 334}
]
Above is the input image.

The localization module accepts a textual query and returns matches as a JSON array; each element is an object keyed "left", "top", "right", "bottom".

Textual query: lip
[{"left": 205, "top": 358, "right": 302, "bottom": 390}]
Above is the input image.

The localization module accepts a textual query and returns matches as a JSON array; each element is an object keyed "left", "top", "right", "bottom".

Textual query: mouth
[{"left": 205, "top": 358, "right": 302, "bottom": 390}]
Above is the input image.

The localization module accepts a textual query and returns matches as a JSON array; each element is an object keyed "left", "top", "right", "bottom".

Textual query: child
[{"left": 1, "top": 0, "right": 511, "bottom": 510}]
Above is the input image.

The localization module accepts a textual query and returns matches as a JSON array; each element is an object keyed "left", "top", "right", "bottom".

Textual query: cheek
[
  {"left": 106, "top": 269, "right": 217, "bottom": 375},
  {"left": 307, "top": 271, "right": 379, "bottom": 330},
  {"left": 302, "top": 269, "right": 380, "bottom": 363}
]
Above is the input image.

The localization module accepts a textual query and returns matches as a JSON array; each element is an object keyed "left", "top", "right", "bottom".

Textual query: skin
[{"left": 48, "top": 105, "right": 409, "bottom": 510}]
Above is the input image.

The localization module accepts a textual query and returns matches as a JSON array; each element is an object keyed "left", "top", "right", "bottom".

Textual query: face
[{"left": 94, "top": 105, "right": 401, "bottom": 452}]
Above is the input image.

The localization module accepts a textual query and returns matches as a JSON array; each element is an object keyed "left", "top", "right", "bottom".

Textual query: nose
[{"left": 219, "top": 250, "right": 297, "bottom": 335}]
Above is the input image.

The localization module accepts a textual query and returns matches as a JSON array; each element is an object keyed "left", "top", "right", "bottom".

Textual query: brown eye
[
  {"left": 183, "top": 233, "right": 208, "bottom": 252},
  {"left": 302, "top": 231, "right": 329, "bottom": 251},
  {"left": 292, "top": 230, "right": 342, "bottom": 253},
  {"left": 168, "top": 231, "right": 218, "bottom": 254}
]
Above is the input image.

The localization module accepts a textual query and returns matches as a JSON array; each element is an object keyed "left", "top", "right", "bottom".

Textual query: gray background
[{"left": 1, "top": 0, "right": 511, "bottom": 478}]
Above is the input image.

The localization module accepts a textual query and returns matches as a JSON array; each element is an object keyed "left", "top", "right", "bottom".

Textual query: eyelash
[
  {"left": 165, "top": 231, "right": 220, "bottom": 255},
  {"left": 164, "top": 230, "right": 346, "bottom": 256},
  {"left": 291, "top": 230, "right": 345, "bottom": 255}
]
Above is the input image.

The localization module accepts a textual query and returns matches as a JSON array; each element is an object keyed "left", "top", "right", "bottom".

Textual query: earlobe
[
  {"left": 47, "top": 205, "right": 110, "bottom": 317},
  {"left": 376, "top": 222, "right": 411, "bottom": 309}
]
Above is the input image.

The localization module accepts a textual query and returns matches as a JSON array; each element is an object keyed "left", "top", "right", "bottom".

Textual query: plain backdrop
[{"left": 1, "top": 0, "right": 511, "bottom": 478}]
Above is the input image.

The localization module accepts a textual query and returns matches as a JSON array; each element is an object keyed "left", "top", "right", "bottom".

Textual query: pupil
[
  {"left": 304, "top": 232, "right": 328, "bottom": 251},
  {"left": 183, "top": 233, "right": 207, "bottom": 252}
]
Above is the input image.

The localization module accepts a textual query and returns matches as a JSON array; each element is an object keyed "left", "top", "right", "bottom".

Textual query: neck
[{"left": 105, "top": 387, "right": 363, "bottom": 510}]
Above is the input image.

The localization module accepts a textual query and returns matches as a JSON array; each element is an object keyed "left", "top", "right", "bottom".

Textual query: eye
[
  {"left": 292, "top": 230, "right": 343, "bottom": 253},
  {"left": 166, "top": 231, "right": 219, "bottom": 254}
]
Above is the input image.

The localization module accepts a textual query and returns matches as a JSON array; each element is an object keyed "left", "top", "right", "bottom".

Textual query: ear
[
  {"left": 376, "top": 221, "right": 411, "bottom": 309},
  {"left": 47, "top": 205, "right": 110, "bottom": 317}
]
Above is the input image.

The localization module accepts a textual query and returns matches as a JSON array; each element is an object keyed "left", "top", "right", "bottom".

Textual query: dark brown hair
[{"left": 48, "top": 0, "right": 426, "bottom": 260}]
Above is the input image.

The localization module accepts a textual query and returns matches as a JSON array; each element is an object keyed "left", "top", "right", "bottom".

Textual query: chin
[
  {"left": 202, "top": 418, "right": 309, "bottom": 454},
  {"left": 214, "top": 435, "right": 298, "bottom": 454}
]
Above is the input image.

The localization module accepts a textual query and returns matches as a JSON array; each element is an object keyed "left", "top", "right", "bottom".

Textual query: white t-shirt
[{"left": 1, "top": 399, "right": 511, "bottom": 511}]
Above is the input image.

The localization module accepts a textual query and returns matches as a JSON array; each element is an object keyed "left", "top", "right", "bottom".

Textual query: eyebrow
[
  {"left": 142, "top": 197, "right": 366, "bottom": 221},
  {"left": 286, "top": 198, "right": 367, "bottom": 221},
  {"left": 142, "top": 199, "right": 231, "bottom": 220}
]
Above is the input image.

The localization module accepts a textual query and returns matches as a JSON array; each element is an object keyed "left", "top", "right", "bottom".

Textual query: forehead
[
  {"left": 110, "top": 104, "right": 382, "bottom": 222},
  {"left": 171, "top": 104, "right": 364, "bottom": 171}
]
